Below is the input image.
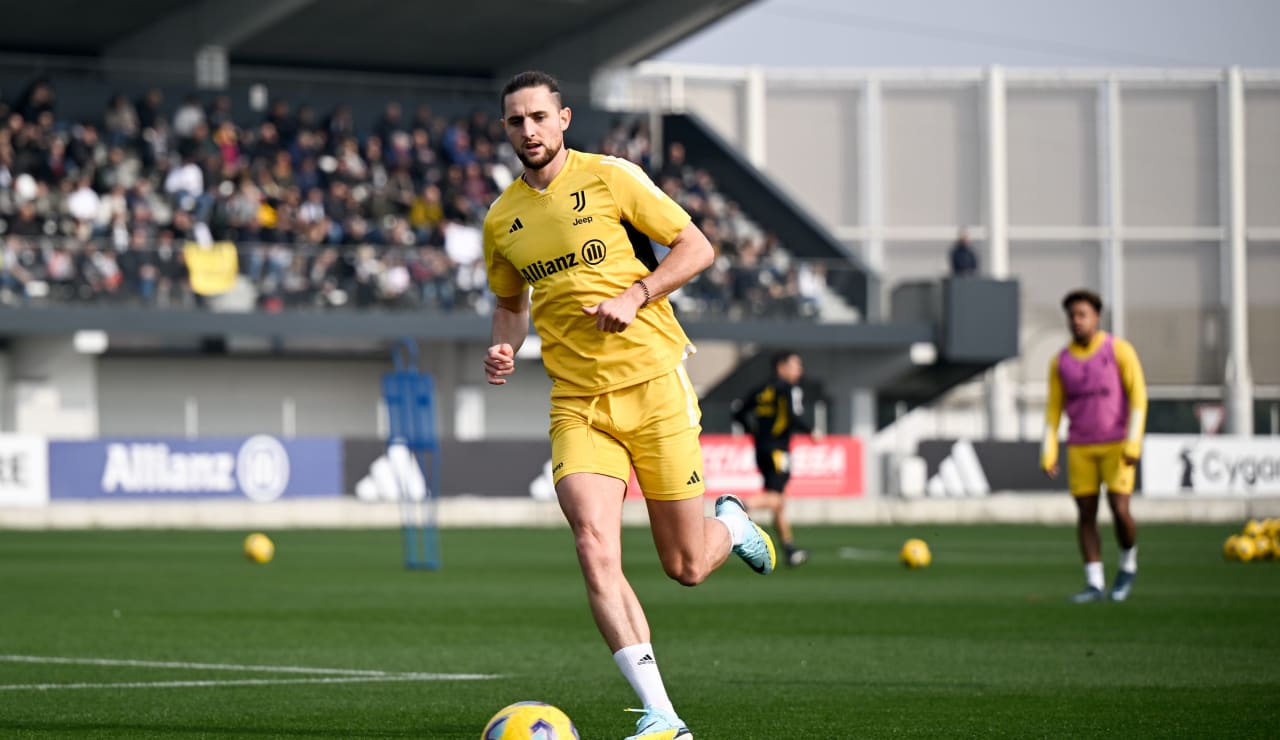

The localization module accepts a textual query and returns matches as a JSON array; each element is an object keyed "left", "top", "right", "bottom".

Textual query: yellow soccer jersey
[{"left": 484, "top": 150, "right": 695, "bottom": 397}]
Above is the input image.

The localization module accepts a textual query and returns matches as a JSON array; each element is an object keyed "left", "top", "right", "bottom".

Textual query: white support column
[
  {"left": 851, "top": 389, "right": 880, "bottom": 498},
  {"left": 1098, "top": 76, "right": 1126, "bottom": 338},
  {"left": 985, "top": 66, "right": 1010, "bottom": 279},
  {"left": 184, "top": 397, "right": 199, "bottom": 440},
  {"left": 985, "top": 66, "right": 1016, "bottom": 440},
  {"left": 1220, "top": 66, "right": 1254, "bottom": 434},
  {"left": 744, "top": 66, "right": 767, "bottom": 169},
  {"left": 668, "top": 70, "right": 686, "bottom": 113},
  {"left": 859, "top": 76, "right": 885, "bottom": 276}
]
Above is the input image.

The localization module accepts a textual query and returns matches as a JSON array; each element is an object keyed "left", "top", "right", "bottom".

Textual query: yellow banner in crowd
[{"left": 183, "top": 242, "right": 239, "bottom": 296}]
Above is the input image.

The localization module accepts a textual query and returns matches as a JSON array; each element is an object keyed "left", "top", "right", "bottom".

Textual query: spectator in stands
[
  {"left": 15, "top": 78, "right": 56, "bottom": 120},
  {"left": 135, "top": 88, "right": 164, "bottom": 129},
  {"left": 164, "top": 150, "right": 204, "bottom": 215},
  {"left": 172, "top": 94, "right": 206, "bottom": 141},
  {"left": 207, "top": 94, "right": 234, "bottom": 129},
  {"left": 950, "top": 228, "right": 978, "bottom": 276},
  {"left": 376, "top": 101, "right": 405, "bottom": 142},
  {"left": 66, "top": 175, "right": 100, "bottom": 226},
  {"left": 103, "top": 94, "right": 140, "bottom": 146}
]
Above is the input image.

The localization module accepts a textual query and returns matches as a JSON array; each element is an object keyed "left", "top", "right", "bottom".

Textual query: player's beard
[{"left": 516, "top": 138, "right": 561, "bottom": 171}]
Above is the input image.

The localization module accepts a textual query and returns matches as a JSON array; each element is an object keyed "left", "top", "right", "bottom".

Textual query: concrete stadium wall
[{"left": 620, "top": 65, "right": 1280, "bottom": 395}]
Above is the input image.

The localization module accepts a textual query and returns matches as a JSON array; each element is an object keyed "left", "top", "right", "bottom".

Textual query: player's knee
[
  {"left": 662, "top": 557, "right": 708, "bottom": 587},
  {"left": 573, "top": 528, "right": 621, "bottom": 577}
]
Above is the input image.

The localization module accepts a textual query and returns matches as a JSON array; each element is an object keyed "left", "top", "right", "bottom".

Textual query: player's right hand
[
  {"left": 1043, "top": 462, "right": 1059, "bottom": 479},
  {"left": 484, "top": 343, "right": 515, "bottom": 385}
]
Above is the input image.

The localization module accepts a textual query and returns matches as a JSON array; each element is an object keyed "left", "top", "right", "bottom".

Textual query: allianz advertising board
[{"left": 49, "top": 436, "right": 342, "bottom": 502}]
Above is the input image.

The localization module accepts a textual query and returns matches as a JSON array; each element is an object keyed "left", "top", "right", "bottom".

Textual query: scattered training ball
[
  {"left": 243, "top": 533, "right": 275, "bottom": 564},
  {"left": 900, "top": 538, "right": 932, "bottom": 569}
]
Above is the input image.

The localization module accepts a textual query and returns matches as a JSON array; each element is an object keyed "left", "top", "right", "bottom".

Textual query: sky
[{"left": 656, "top": 0, "right": 1280, "bottom": 68}]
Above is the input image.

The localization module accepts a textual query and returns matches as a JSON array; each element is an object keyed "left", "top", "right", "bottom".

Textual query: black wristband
[{"left": 633, "top": 279, "right": 651, "bottom": 308}]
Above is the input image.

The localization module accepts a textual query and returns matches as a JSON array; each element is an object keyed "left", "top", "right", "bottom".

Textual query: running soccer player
[
  {"left": 1041, "top": 289, "right": 1148, "bottom": 603},
  {"left": 733, "top": 350, "right": 815, "bottom": 567},
  {"left": 482, "top": 71, "right": 775, "bottom": 740}
]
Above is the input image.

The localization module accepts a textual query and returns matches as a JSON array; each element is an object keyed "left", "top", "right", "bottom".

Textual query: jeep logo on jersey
[
  {"left": 519, "top": 251, "right": 579, "bottom": 284},
  {"left": 581, "top": 239, "right": 606, "bottom": 265}
]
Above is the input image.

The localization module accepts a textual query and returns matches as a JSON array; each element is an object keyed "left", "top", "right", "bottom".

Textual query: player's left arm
[
  {"left": 1115, "top": 339, "right": 1148, "bottom": 463},
  {"left": 582, "top": 158, "right": 713, "bottom": 332},
  {"left": 583, "top": 222, "right": 712, "bottom": 332}
]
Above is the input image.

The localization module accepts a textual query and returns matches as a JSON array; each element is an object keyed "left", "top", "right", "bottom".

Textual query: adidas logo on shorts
[{"left": 686, "top": 471, "right": 701, "bottom": 486}]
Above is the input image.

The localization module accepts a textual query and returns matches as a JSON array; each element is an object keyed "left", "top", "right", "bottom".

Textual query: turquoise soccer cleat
[
  {"left": 715, "top": 494, "right": 776, "bottom": 575},
  {"left": 624, "top": 706, "right": 693, "bottom": 740}
]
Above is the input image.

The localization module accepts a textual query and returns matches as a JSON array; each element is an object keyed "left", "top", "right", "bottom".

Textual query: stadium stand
[{"left": 0, "top": 79, "right": 835, "bottom": 319}]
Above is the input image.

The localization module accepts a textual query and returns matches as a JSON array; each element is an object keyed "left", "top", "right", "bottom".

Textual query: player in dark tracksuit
[{"left": 733, "top": 350, "right": 814, "bottom": 567}]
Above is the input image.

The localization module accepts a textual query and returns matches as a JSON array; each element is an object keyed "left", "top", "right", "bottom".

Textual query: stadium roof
[{"left": 0, "top": 0, "right": 756, "bottom": 83}]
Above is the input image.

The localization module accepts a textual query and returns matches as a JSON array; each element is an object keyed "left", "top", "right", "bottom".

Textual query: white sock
[
  {"left": 1084, "top": 561, "right": 1105, "bottom": 590},
  {"left": 1119, "top": 546, "right": 1138, "bottom": 574},
  {"left": 613, "top": 643, "right": 675, "bottom": 714},
  {"left": 715, "top": 509, "right": 747, "bottom": 546}
]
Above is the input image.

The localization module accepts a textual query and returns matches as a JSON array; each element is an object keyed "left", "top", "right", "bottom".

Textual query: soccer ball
[
  {"left": 243, "top": 533, "right": 275, "bottom": 564},
  {"left": 1224, "top": 534, "right": 1241, "bottom": 561},
  {"left": 1253, "top": 535, "right": 1274, "bottom": 561},
  {"left": 1232, "top": 535, "right": 1258, "bottom": 563},
  {"left": 1242, "top": 518, "right": 1265, "bottom": 538},
  {"left": 482, "top": 702, "right": 578, "bottom": 740},
  {"left": 900, "top": 538, "right": 932, "bottom": 568}
]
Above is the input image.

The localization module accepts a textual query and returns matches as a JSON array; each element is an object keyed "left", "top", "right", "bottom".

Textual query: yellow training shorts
[
  {"left": 1067, "top": 441, "right": 1135, "bottom": 496},
  {"left": 549, "top": 366, "right": 705, "bottom": 501}
]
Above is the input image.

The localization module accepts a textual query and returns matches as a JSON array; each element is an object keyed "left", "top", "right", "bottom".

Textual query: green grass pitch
[{"left": 1, "top": 524, "right": 1277, "bottom": 739}]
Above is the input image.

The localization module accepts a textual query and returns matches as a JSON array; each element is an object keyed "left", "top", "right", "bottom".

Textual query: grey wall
[
  {"left": 883, "top": 87, "right": 983, "bottom": 227},
  {"left": 97, "top": 357, "right": 385, "bottom": 437},
  {"left": 1121, "top": 87, "right": 1220, "bottom": 228},
  {"left": 764, "top": 86, "right": 861, "bottom": 228},
  {"left": 1007, "top": 89, "right": 1098, "bottom": 226},
  {"left": 1124, "top": 242, "right": 1224, "bottom": 385},
  {"left": 645, "top": 69, "right": 1278, "bottom": 393},
  {"left": 1246, "top": 89, "right": 1280, "bottom": 228},
  {"left": 685, "top": 79, "right": 744, "bottom": 147},
  {"left": 93, "top": 348, "right": 562, "bottom": 441},
  {"left": 1247, "top": 242, "right": 1280, "bottom": 385}
]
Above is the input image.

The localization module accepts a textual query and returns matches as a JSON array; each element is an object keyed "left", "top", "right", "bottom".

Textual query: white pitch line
[
  {"left": 0, "top": 674, "right": 497, "bottom": 692},
  {"left": 0, "top": 655, "right": 399, "bottom": 676},
  {"left": 837, "top": 546, "right": 899, "bottom": 561}
]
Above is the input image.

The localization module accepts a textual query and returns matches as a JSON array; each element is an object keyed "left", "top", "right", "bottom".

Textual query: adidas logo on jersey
[
  {"left": 509, "top": 218, "right": 524, "bottom": 233},
  {"left": 686, "top": 471, "right": 701, "bottom": 486}
]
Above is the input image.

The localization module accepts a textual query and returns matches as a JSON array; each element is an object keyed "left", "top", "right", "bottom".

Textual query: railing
[{"left": 0, "top": 236, "right": 864, "bottom": 322}]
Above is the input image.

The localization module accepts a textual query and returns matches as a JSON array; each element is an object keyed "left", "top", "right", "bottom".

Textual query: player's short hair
[
  {"left": 1062, "top": 289, "right": 1103, "bottom": 314},
  {"left": 500, "top": 70, "right": 562, "bottom": 111},
  {"left": 772, "top": 350, "right": 800, "bottom": 372}
]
